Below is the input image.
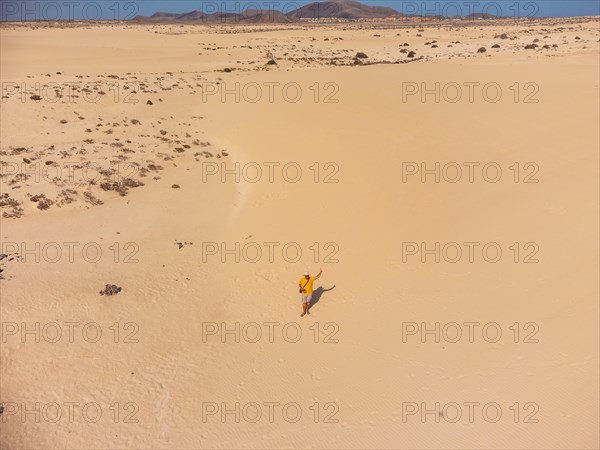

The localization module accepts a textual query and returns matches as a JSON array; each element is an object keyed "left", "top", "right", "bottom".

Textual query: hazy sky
[{"left": 2, "top": 0, "right": 599, "bottom": 21}]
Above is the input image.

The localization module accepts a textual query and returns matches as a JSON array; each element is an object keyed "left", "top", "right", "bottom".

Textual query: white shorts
[{"left": 301, "top": 294, "right": 312, "bottom": 304}]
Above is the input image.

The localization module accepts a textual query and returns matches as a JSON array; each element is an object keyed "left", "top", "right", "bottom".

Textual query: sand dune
[{"left": 0, "top": 16, "right": 598, "bottom": 449}]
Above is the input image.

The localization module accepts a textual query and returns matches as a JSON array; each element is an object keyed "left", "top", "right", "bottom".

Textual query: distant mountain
[
  {"left": 465, "top": 13, "right": 499, "bottom": 19},
  {"left": 150, "top": 12, "right": 180, "bottom": 18},
  {"left": 287, "top": 0, "right": 400, "bottom": 19},
  {"left": 133, "top": 9, "right": 293, "bottom": 23},
  {"left": 173, "top": 10, "right": 208, "bottom": 21},
  {"left": 132, "top": 0, "right": 502, "bottom": 22},
  {"left": 242, "top": 9, "right": 290, "bottom": 22},
  {"left": 132, "top": 11, "right": 181, "bottom": 21},
  {"left": 132, "top": 0, "right": 400, "bottom": 22}
]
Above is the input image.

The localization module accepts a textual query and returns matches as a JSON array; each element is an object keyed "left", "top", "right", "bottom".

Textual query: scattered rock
[
  {"left": 146, "top": 100, "right": 153, "bottom": 105},
  {"left": 492, "top": 44, "right": 500, "bottom": 48},
  {"left": 83, "top": 191, "right": 103, "bottom": 206},
  {"left": 99, "top": 284, "right": 122, "bottom": 296},
  {"left": 0, "top": 193, "right": 24, "bottom": 218},
  {"left": 355, "top": 52, "right": 368, "bottom": 59},
  {"left": 171, "top": 184, "right": 180, "bottom": 189},
  {"left": 175, "top": 241, "right": 193, "bottom": 249},
  {"left": 30, "top": 194, "right": 53, "bottom": 210},
  {"left": 477, "top": 47, "right": 487, "bottom": 53},
  {"left": 100, "top": 178, "right": 144, "bottom": 196}
]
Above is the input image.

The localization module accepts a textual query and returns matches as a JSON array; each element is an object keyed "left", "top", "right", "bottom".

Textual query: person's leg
[
  {"left": 306, "top": 294, "right": 312, "bottom": 314},
  {"left": 301, "top": 296, "right": 307, "bottom": 317}
]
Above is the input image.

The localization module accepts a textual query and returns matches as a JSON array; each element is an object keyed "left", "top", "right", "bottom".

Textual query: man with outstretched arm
[{"left": 298, "top": 268, "right": 322, "bottom": 317}]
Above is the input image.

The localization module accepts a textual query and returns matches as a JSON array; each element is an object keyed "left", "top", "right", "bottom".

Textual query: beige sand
[{"left": 0, "top": 18, "right": 599, "bottom": 449}]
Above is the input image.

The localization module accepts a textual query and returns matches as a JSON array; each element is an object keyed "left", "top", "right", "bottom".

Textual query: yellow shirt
[{"left": 298, "top": 276, "right": 315, "bottom": 295}]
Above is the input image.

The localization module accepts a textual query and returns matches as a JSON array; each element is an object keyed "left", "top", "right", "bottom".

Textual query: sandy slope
[{"left": 0, "top": 19, "right": 599, "bottom": 449}]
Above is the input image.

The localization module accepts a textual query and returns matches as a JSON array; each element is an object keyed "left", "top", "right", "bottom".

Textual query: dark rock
[
  {"left": 37, "top": 198, "right": 53, "bottom": 210},
  {"left": 99, "top": 284, "right": 122, "bottom": 296},
  {"left": 30, "top": 194, "right": 53, "bottom": 210}
]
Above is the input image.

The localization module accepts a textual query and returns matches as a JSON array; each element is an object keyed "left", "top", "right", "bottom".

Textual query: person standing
[{"left": 298, "top": 268, "right": 322, "bottom": 317}]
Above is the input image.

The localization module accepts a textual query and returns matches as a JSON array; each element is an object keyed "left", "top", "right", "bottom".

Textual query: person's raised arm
[{"left": 315, "top": 268, "right": 323, "bottom": 280}]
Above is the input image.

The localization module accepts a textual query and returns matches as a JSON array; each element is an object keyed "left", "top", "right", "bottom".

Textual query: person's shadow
[{"left": 309, "top": 285, "right": 336, "bottom": 311}]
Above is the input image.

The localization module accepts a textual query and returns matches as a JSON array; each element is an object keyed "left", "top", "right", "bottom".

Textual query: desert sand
[{"left": 0, "top": 16, "right": 599, "bottom": 449}]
